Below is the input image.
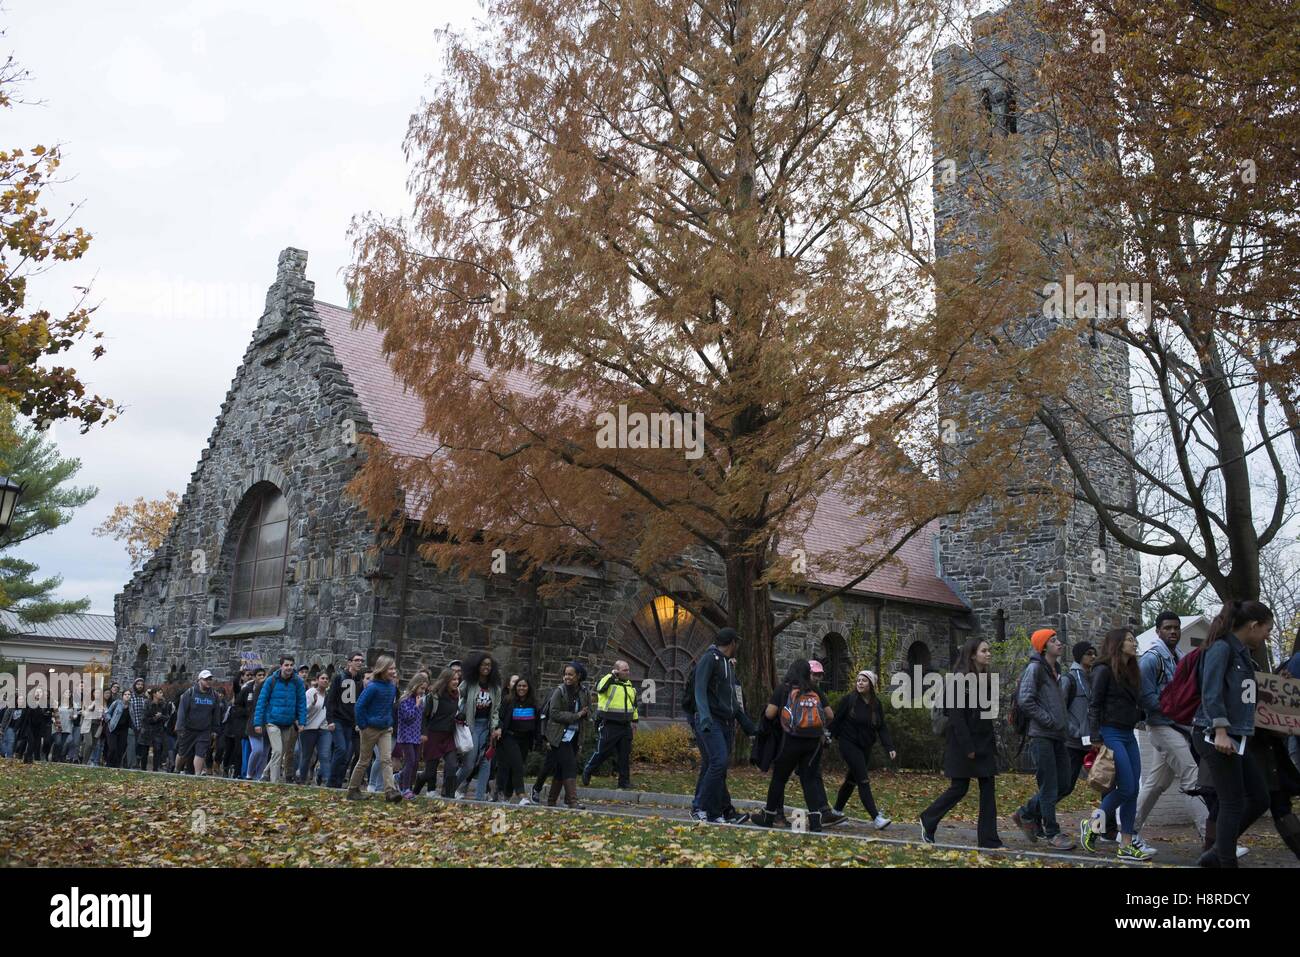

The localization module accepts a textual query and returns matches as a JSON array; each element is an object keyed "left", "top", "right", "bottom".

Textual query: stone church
[{"left": 112, "top": 6, "right": 1140, "bottom": 716}]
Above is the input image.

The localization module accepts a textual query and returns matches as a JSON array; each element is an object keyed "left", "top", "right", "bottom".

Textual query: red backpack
[
  {"left": 1158, "top": 646, "right": 1203, "bottom": 725},
  {"left": 781, "top": 687, "right": 826, "bottom": 737}
]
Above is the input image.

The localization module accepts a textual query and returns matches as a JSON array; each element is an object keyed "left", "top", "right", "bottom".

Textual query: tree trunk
[{"left": 725, "top": 549, "right": 775, "bottom": 726}]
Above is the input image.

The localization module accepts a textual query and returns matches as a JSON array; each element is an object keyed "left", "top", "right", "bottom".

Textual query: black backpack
[{"left": 681, "top": 648, "right": 722, "bottom": 715}]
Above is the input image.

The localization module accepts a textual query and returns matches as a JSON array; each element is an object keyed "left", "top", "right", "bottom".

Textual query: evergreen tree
[{"left": 0, "top": 404, "right": 97, "bottom": 626}]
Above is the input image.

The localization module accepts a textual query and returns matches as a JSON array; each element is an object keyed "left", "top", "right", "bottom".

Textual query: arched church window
[
  {"left": 613, "top": 595, "right": 715, "bottom": 721},
  {"left": 819, "top": 633, "right": 851, "bottom": 693},
  {"left": 229, "top": 485, "right": 289, "bottom": 621}
]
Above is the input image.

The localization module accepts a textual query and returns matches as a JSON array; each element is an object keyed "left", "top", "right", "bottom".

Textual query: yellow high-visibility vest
[{"left": 595, "top": 673, "right": 639, "bottom": 720}]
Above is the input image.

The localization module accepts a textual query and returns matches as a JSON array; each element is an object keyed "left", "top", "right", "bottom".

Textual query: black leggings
[
  {"left": 414, "top": 750, "right": 461, "bottom": 797},
  {"left": 765, "top": 735, "right": 825, "bottom": 812},
  {"left": 1194, "top": 733, "right": 1270, "bottom": 867},
  {"left": 921, "top": 776, "right": 1000, "bottom": 846},
  {"left": 495, "top": 734, "right": 532, "bottom": 797},
  {"left": 834, "top": 738, "right": 878, "bottom": 816}
]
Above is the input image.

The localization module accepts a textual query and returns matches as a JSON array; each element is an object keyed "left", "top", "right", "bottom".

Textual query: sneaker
[
  {"left": 1047, "top": 833, "right": 1076, "bottom": 850},
  {"left": 1118, "top": 842, "right": 1153, "bottom": 862},
  {"left": 401, "top": 789, "right": 416, "bottom": 801},
  {"left": 692, "top": 809, "right": 709, "bottom": 822},
  {"left": 518, "top": 796, "right": 532, "bottom": 806},
  {"left": 454, "top": 787, "right": 467, "bottom": 800},
  {"left": 345, "top": 788, "right": 366, "bottom": 801},
  {"left": 1131, "top": 835, "right": 1158, "bottom": 856},
  {"left": 529, "top": 786, "right": 542, "bottom": 804},
  {"left": 723, "top": 810, "right": 751, "bottom": 825},
  {"left": 873, "top": 814, "right": 891, "bottom": 830},
  {"left": 708, "top": 816, "right": 728, "bottom": 824},
  {"left": 1079, "top": 817, "right": 1097, "bottom": 853},
  {"left": 821, "top": 808, "right": 848, "bottom": 828},
  {"left": 919, "top": 817, "right": 936, "bottom": 844},
  {"left": 1237, "top": 845, "right": 1249, "bottom": 859},
  {"left": 1012, "top": 810, "right": 1039, "bottom": 841}
]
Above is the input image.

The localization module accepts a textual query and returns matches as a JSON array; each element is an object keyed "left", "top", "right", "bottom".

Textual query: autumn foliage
[{"left": 94, "top": 491, "right": 180, "bottom": 569}]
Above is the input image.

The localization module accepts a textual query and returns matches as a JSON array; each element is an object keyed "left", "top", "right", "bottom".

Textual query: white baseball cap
[{"left": 197, "top": 669, "right": 214, "bottom": 679}]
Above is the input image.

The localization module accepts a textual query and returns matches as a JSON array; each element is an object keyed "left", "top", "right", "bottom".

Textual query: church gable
[{"left": 114, "top": 249, "right": 384, "bottom": 682}]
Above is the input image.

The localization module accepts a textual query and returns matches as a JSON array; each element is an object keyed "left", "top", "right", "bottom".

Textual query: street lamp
[{"left": 0, "top": 476, "right": 23, "bottom": 533}]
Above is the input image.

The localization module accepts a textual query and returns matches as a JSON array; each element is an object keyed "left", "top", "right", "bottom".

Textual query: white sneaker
[
  {"left": 518, "top": 797, "right": 531, "bottom": 806},
  {"left": 873, "top": 814, "right": 892, "bottom": 830},
  {"left": 1236, "top": 845, "right": 1248, "bottom": 858},
  {"left": 454, "top": 787, "right": 467, "bottom": 800},
  {"left": 1131, "top": 835, "right": 1158, "bottom": 856}
]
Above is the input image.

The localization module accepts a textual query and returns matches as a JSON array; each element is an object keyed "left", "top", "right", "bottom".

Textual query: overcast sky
[{"left": 7, "top": 0, "right": 477, "bottom": 614}]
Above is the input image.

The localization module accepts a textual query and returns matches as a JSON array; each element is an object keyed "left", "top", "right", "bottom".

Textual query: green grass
[{"left": 0, "top": 759, "right": 1071, "bottom": 868}]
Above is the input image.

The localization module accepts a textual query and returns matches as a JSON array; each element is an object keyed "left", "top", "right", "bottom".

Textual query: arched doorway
[
  {"left": 819, "top": 633, "right": 851, "bottom": 693},
  {"left": 613, "top": 595, "right": 715, "bottom": 721},
  {"left": 907, "top": 639, "right": 932, "bottom": 673}
]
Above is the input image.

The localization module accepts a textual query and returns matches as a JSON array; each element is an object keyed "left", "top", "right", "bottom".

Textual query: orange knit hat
[{"left": 1030, "top": 628, "right": 1057, "bottom": 653}]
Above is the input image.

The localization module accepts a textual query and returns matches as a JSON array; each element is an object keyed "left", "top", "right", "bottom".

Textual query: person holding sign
[{"left": 1193, "top": 600, "right": 1274, "bottom": 868}]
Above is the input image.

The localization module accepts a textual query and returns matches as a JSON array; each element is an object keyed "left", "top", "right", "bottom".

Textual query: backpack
[
  {"left": 681, "top": 648, "right": 723, "bottom": 715},
  {"left": 1158, "top": 645, "right": 1203, "bottom": 725},
  {"left": 930, "top": 700, "right": 949, "bottom": 737},
  {"left": 1007, "top": 665, "right": 1034, "bottom": 737},
  {"left": 780, "top": 686, "right": 826, "bottom": 737}
]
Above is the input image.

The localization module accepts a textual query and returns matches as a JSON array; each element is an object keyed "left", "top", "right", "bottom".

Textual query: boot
[
  {"left": 807, "top": 811, "right": 822, "bottom": 833},
  {"left": 547, "top": 777, "right": 563, "bottom": 807},
  {"left": 754, "top": 809, "right": 777, "bottom": 828},
  {"left": 564, "top": 778, "right": 584, "bottom": 809},
  {"left": 346, "top": 787, "right": 366, "bottom": 801},
  {"left": 1202, "top": 817, "right": 1217, "bottom": 853}
]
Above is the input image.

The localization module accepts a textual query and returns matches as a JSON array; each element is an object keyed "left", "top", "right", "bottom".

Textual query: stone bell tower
[{"left": 933, "top": 4, "right": 1141, "bottom": 648}]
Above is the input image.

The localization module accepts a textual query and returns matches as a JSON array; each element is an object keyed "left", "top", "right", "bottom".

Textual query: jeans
[
  {"left": 1, "top": 726, "right": 14, "bottom": 757},
  {"left": 64, "top": 727, "right": 81, "bottom": 762},
  {"left": 369, "top": 746, "right": 384, "bottom": 791},
  {"left": 1135, "top": 725, "right": 1207, "bottom": 837},
  {"left": 693, "top": 714, "right": 730, "bottom": 820},
  {"left": 298, "top": 728, "right": 331, "bottom": 785},
  {"left": 328, "top": 721, "right": 356, "bottom": 788},
  {"left": 1194, "top": 731, "right": 1270, "bottom": 867},
  {"left": 1099, "top": 725, "right": 1141, "bottom": 836},
  {"left": 52, "top": 732, "right": 68, "bottom": 761},
  {"left": 246, "top": 733, "right": 268, "bottom": 780},
  {"left": 456, "top": 717, "right": 494, "bottom": 799},
  {"left": 1021, "top": 736, "right": 1070, "bottom": 837}
]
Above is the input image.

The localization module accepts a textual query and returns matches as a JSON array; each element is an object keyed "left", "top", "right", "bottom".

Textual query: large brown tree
[{"left": 347, "top": 0, "right": 1025, "bottom": 705}]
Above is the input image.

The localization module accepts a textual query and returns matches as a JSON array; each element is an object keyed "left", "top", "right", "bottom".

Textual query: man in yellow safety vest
[{"left": 582, "top": 660, "right": 639, "bottom": 789}]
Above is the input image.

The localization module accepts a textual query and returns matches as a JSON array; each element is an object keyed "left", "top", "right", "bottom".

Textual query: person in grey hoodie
[
  {"left": 1133, "top": 611, "right": 1208, "bottom": 842},
  {"left": 1061, "top": 641, "right": 1096, "bottom": 798},
  {"left": 1012, "top": 628, "right": 1076, "bottom": 849}
]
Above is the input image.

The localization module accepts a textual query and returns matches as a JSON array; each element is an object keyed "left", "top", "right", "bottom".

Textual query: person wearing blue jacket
[
  {"left": 1193, "top": 600, "right": 1274, "bottom": 868},
  {"left": 347, "top": 655, "right": 402, "bottom": 803},
  {"left": 254, "top": 655, "right": 307, "bottom": 785}
]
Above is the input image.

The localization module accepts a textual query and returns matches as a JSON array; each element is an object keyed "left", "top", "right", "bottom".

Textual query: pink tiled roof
[{"left": 315, "top": 301, "right": 966, "bottom": 610}]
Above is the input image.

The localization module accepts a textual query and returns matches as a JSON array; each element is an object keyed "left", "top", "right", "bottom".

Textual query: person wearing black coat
[
  {"left": 919, "top": 638, "right": 1002, "bottom": 848},
  {"left": 830, "top": 670, "right": 896, "bottom": 827},
  {"left": 20, "top": 690, "right": 54, "bottom": 765}
]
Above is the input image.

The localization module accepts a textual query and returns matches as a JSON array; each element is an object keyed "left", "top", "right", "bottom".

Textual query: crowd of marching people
[{"left": 2, "top": 604, "right": 1297, "bottom": 867}]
